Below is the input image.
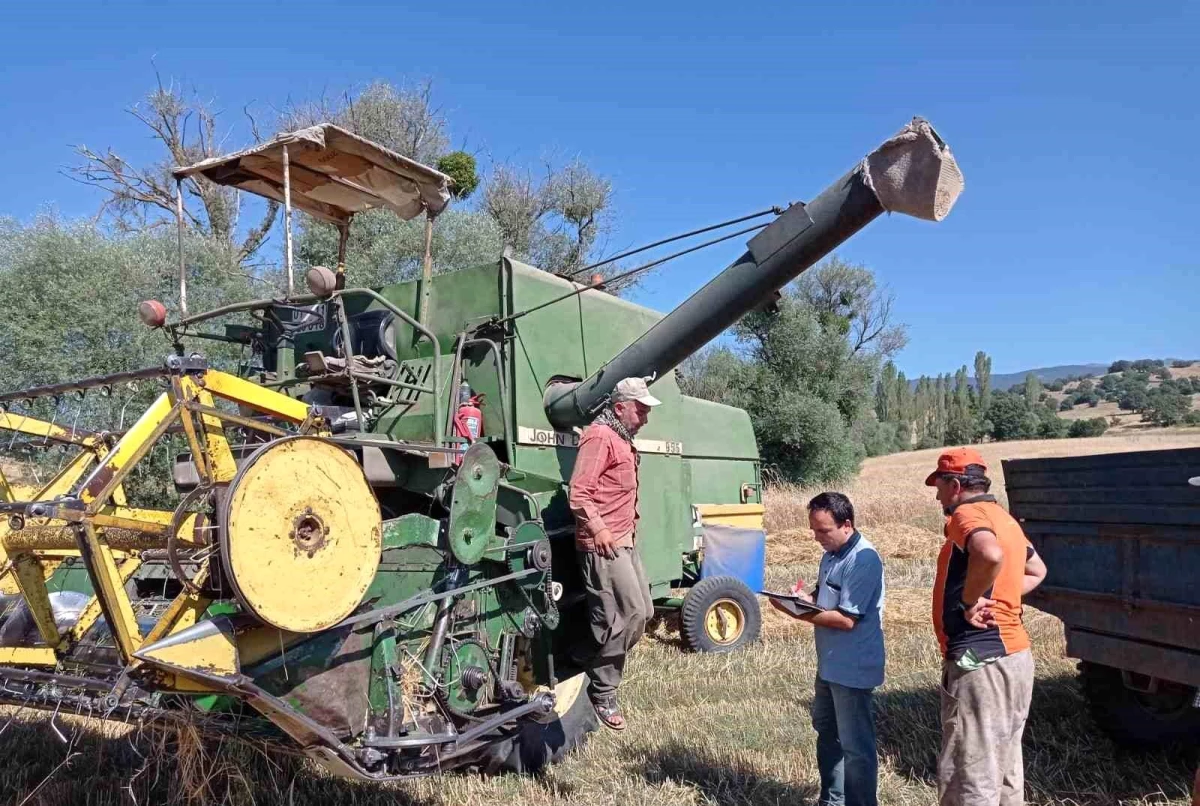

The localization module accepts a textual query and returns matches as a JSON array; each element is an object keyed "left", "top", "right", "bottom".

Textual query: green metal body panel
[{"left": 276, "top": 258, "right": 761, "bottom": 598}]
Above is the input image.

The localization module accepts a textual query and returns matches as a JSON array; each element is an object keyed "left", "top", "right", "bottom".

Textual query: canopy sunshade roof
[{"left": 172, "top": 124, "right": 452, "bottom": 225}]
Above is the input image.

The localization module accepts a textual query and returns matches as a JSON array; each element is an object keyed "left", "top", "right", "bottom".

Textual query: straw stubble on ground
[{"left": 2, "top": 431, "right": 1199, "bottom": 805}]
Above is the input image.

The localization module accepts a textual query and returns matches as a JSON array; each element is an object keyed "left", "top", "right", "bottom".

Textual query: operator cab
[{"left": 167, "top": 123, "right": 454, "bottom": 421}]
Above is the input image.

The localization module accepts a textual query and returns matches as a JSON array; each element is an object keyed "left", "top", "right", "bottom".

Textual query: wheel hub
[{"left": 704, "top": 598, "right": 746, "bottom": 645}]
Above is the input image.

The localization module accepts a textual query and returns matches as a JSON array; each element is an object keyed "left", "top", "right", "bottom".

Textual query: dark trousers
[
  {"left": 576, "top": 545, "right": 654, "bottom": 698},
  {"left": 812, "top": 676, "right": 879, "bottom": 806}
]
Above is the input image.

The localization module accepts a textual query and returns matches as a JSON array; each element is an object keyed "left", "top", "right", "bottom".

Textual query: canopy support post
[
  {"left": 418, "top": 212, "right": 434, "bottom": 328},
  {"left": 175, "top": 179, "right": 187, "bottom": 316},
  {"left": 282, "top": 144, "right": 295, "bottom": 298},
  {"left": 335, "top": 223, "right": 350, "bottom": 291}
]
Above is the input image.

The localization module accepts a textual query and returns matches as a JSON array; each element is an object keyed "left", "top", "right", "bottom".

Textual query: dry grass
[{"left": 4, "top": 432, "right": 1200, "bottom": 805}]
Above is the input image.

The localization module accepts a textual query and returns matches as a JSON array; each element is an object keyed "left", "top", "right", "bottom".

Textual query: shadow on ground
[
  {"left": 874, "top": 669, "right": 1196, "bottom": 804},
  {"left": 625, "top": 739, "right": 819, "bottom": 806}
]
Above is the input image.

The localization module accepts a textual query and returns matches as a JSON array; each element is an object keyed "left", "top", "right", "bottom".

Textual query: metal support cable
[
  {"left": 498, "top": 221, "right": 771, "bottom": 325},
  {"left": 563, "top": 206, "right": 783, "bottom": 279}
]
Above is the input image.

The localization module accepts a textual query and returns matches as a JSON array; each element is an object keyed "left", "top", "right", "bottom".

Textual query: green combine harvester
[{"left": 0, "top": 118, "right": 962, "bottom": 778}]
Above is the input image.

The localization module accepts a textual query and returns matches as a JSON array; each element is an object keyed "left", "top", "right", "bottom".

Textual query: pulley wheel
[{"left": 220, "top": 436, "right": 382, "bottom": 632}]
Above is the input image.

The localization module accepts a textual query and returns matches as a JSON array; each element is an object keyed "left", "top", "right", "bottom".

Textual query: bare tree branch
[{"left": 68, "top": 74, "right": 279, "bottom": 264}]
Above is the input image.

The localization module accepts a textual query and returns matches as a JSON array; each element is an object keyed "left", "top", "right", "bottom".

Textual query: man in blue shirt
[{"left": 768, "top": 492, "right": 886, "bottom": 806}]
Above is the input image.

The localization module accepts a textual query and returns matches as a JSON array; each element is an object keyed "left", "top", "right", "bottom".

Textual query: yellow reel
[{"left": 219, "top": 436, "right": 381, "bottom": 633}]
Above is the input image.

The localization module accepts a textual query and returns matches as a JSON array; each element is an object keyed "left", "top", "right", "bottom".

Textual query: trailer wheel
[
  {"left": 680, "top": 575, "right": 761, "bottom": 653},
  {"left": 483, "top": 672, "right": 598, "bottom": 774},
  {"left": 1079, "top": 662, "right": 1200, "bottom": 747}
]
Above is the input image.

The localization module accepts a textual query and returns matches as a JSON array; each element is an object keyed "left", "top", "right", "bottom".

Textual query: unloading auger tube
[{"left": 544, "top": 116, "right": 964, "bottom": 428}]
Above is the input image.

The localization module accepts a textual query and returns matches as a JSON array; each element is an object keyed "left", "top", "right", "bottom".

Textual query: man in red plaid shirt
[{"left": 568, "top": 376, "right": 660, "bottom": 731}]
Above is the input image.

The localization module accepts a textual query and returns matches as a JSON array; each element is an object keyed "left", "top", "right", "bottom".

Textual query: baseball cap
[
  {"left": 924, "top": 447, "right": 988, "bottom": 486},
  {"left": 612, "top": 376, "right": 662, "bottom": 407}
]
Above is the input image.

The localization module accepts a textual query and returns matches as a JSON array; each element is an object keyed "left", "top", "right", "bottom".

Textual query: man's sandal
[{"left": 590, "top": 696, "right": 627, "bottom": 731}]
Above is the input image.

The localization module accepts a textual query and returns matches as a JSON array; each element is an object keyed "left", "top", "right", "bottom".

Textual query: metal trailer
[{"left": 1003, "top": 447, "right": 1200, "bottom": 746}]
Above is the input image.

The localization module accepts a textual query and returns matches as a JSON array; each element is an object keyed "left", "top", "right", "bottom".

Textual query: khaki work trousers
[
  {"left": 938, "top": 649, "right": 1035, "bottom": 806},
  {"left": 577, "top": 544, "right": 654, "bottom": 699}
]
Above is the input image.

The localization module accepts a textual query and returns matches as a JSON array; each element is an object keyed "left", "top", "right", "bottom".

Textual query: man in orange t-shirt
[{"left": 927, "top": 448, "right": 1046, "bottom": 806}]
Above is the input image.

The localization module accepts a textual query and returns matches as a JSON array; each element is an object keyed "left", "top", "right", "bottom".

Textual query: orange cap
[{"left": 924, "top": 447, "right": 988, "bottom": 486}]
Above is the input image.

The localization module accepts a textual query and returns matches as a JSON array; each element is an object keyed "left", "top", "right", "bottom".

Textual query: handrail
[{"left": 165, "top": 287, "right": 445, "bottom": 446}]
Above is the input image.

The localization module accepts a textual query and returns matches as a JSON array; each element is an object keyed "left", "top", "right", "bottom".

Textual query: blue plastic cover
[{"left": 700, "top": 523, "right": 766, "bottom": 592}]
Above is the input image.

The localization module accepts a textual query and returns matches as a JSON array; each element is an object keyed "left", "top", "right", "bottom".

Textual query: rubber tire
[
  {"left": 680, "top": 575, "right": 761, "bottom": 653},
  {"left": 1078, "top": 661, "right": 1200, "bottom": 747},
  {"left": 481, "top": 675, "right": 599, "bottom": 775}
]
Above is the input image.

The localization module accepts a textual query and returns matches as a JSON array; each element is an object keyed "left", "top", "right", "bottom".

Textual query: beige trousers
[{"left": 938, "top": 649, "right": 1035, "bottom": 806}]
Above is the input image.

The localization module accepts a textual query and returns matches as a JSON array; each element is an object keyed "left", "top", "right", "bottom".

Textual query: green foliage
[
  {"left": 677, "top": 347, "right": 745, "bottom": 404},
  {"left": 1068, "top": 417, "right": 1109, "bottom": 438},
  {"left": 1143, "top": 390, "right": 1193, "bottom": 426},
  {"left": 1110, "top": 358, "right": 1166, "bottom": 373},
  {"left": 683, "top": 261, "right": 897, "bottom": 483},
  {"left": 1119, "top": 388, "right": 1150, "bottom": 412},
  {"left": 1044, "top": 380, "right": 1064, "bottom": 392},
  {"left": 974, "top": 351, "right": 991, "bottom": 414},
  {"left": 859, "top": 417, "right": 906, "bottom": 458},
  {"left": 1184, "top": 410, "right": 1200, "bottom": 426},
  {"left": 1059, "top": 397, "right": 1076, "bottom": 411},
  {"left": 1171, "top": 359, "right": 1194, "bottom": 369},
  {"left": 988, "top": 393, "right": 1039, "bottom": 441},
  {"left": 1023, "top": 373, "right": 1042, "bottom": 408},
  {"left": 297, "top": 208, "right": 503, "bottom": 287},
  {"left": 0, "top": 216, "right": 254, "bottom": 505},
  {"left": 1034, "top": 403, "right": 1068, "bottom": 439},
  {"left": 436, "top": 151, "right": 481, "bottom": 200}
]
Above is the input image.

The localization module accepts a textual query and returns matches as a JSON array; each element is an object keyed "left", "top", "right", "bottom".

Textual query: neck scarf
[{"left": 594, "top": 407, "right": 633, "bottom": 443}]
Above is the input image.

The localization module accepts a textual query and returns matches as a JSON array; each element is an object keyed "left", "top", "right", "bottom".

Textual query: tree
[
  {"left": 283, "top": 79, "right": 619, "bottom": 285},
  {"left": 296, "top": 208, "right": 504, "bottom": 288},
  {"left": 1119, "top": 388, "right": 1150, "bottom": 412},
  {"left": 1035, "top": 404, "right": 1068, "bottom": 439},
  {"left": 685, "top": 268, "right": 886, "bottom": 483},
  {"left": 988, "top": 393, "right": 1039, "bottom": 441},
  {"left": 1068, "top": 418, "right": 1109, "bottom": 438},
  {"left": 875, "top": 361, "right": 900, "bottom": 422},
  {"left": 280, "top": 79, "right": 451, "bottom": 165},
  {"left": 678, "top": 346, "right": 746, "bottom": 404},
  {"left": 480, "top": 159, "right": 618, "bottom": 278},
  {"left": 1059, "top": 397, "right": 1076, "bottom": 411},
  {"left": 795, "top": 257, "right": 907, "bottom": 357},
  {"left": 1023, "top": 373, "right": 1042, "bottom": 409},
  {"left": 0, "top": 215, "right": 254, "bottom": 503},
  {"left": 436, "top": 152, "right": 481, "bottom": 200},
  {"left": 945, "top": 366, "right": 974, "bottom": 445},
  {"left": 974, "top": 351, "right": 992, "bottom": 414},
  {"left": 1144, "top": 391, "right": 1192, "bottom": 426},
  {"left": 69, "top": 73, "right": 278, "bottom": 266}
]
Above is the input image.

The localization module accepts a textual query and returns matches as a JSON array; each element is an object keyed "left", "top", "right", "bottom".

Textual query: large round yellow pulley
[{"left": 220, "top": 436, "right": 381, "bottom": 633}]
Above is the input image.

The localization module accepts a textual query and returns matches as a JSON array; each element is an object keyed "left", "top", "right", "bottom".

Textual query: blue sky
[{"left": 1, "top": 0, "right": 1196, "bottom": 377}]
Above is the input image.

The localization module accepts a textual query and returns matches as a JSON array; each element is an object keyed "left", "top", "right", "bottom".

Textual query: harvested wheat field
[{"left": 3, "top": 432, "right": 1199, "bottom": 805}]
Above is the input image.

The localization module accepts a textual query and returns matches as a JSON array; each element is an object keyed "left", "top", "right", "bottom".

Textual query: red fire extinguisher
[{"left": 453, "top": 381, "right": 483, "bottom": 464}]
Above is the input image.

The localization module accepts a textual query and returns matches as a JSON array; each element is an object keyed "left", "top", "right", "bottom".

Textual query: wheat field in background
[{"left": 3, "top": 431, "right": 1199, "bottom": 805}]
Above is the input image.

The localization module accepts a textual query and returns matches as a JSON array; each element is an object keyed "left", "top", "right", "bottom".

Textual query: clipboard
[{"left": 759, "top": 590, "right": 825, "bottom": 618}]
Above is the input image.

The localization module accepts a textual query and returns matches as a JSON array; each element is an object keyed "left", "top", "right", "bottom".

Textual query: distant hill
[
  {"left": 908, "top": 363, "right": 1110, "bottom": 390},
  {"left": 984, "top": 364, "right": 1110, "bottom": 391}
]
